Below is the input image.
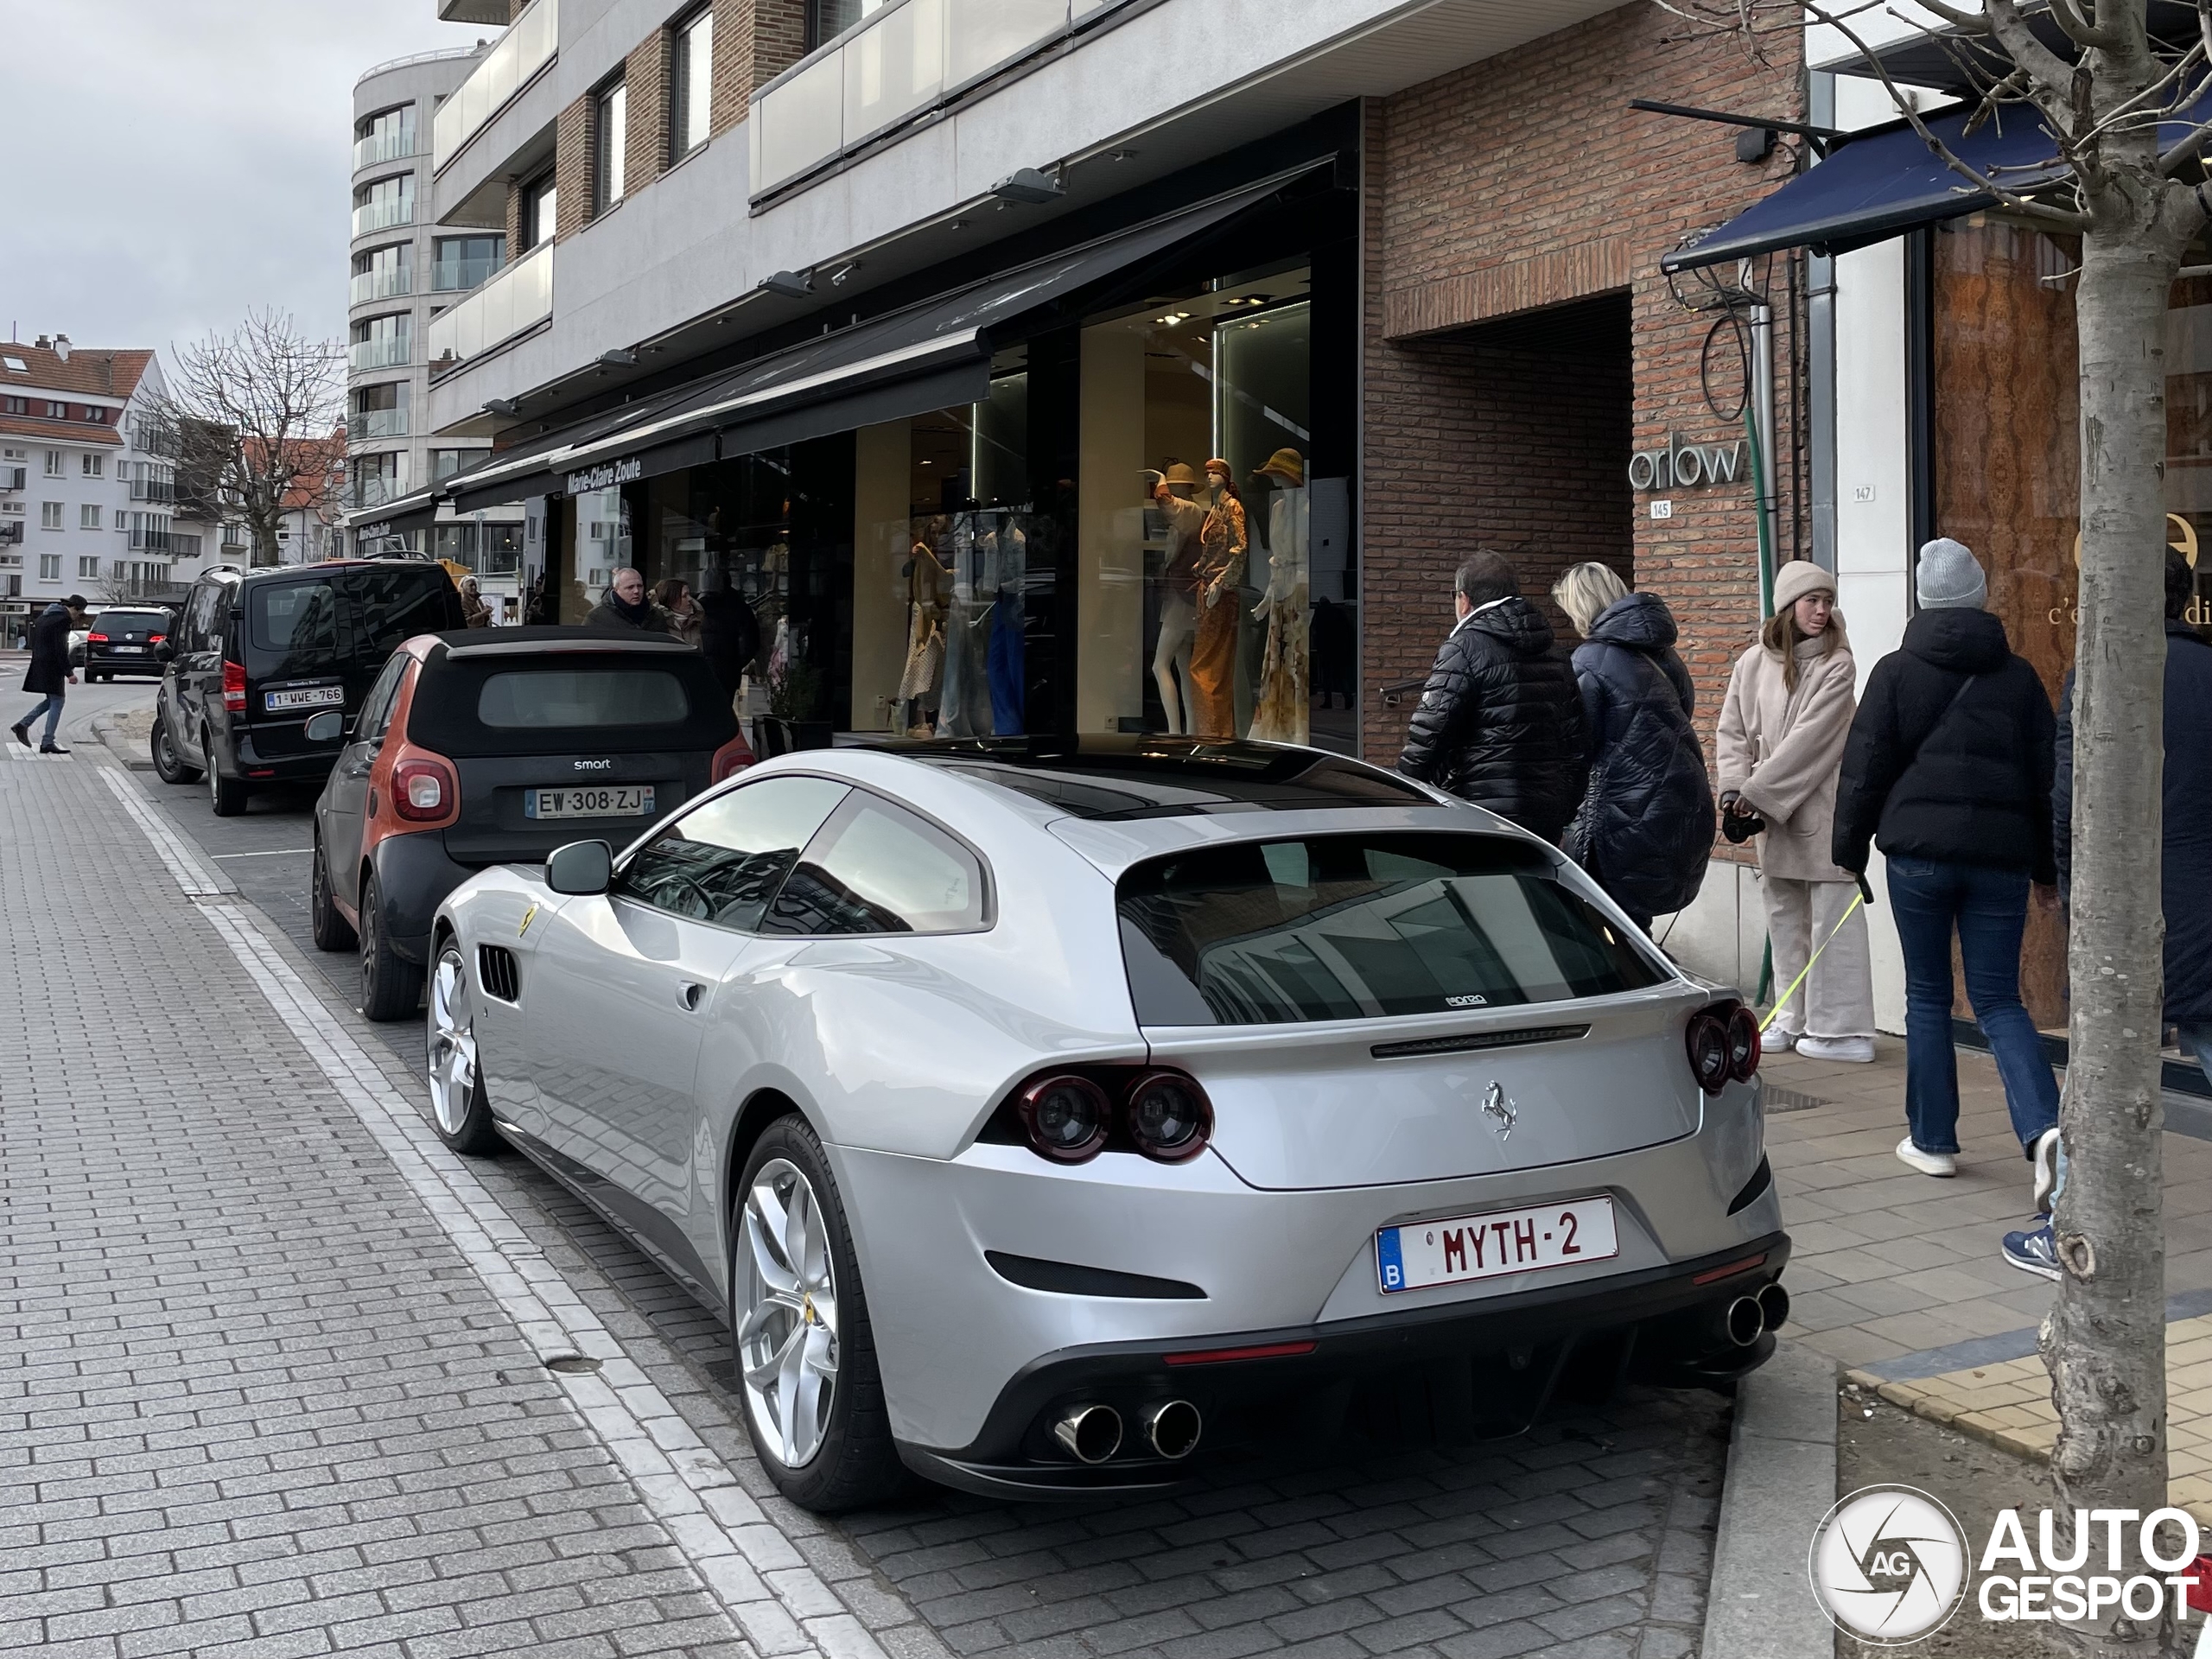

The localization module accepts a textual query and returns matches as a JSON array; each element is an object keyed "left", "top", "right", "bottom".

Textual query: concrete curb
[
  {"left": 1701, "top": 1338, "right": 1840, "bottom": 1659},
  {"left": 92, "top": 713, "right": 156, "bottom": 770}
]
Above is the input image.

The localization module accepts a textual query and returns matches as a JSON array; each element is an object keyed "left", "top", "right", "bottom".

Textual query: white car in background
[{"left": 425, "top": 738, "right": 1786, "bottom": 1510}]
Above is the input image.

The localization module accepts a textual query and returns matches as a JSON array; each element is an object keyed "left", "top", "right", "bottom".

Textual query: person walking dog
[
  {"left": 1833, "top": 538, "right": 2061, "bottom": 1205},
  {"left": 1716, "top": 560, "right": 1876, "bottom": 1061},
  {"left": 1553, "top": 563, "right": 1713, "bottom": 931},
  {"left": 11, "top": 594, "right": 87, "bottom": 754}
]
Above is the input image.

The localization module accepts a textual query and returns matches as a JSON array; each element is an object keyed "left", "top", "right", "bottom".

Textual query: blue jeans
[
  {"left": 17, "top": 692, "right": 62, "bottom": 744},
  {"left": 1886, "top": 856, "right": 2060, "bottom": 1157}
]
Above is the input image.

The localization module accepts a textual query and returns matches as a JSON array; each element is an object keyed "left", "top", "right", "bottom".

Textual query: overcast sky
[{"left": 3, "top": 1, "right": 482, "bottom": 359}]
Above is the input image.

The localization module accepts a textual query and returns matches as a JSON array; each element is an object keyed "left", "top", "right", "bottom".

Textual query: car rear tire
[
  {"left": 427, "top": 941, "right": 502, "bottom": 1155},
  {"left": 733, "top": 1116, "right": 906, "bottom": 1513},
  {"left": 310, "top": 834, "right": 356, "bottom": 951},
  {"left": 150, "top": 707, "right": 200, "bottom": 785},
  {"left": 205, "top": 729, "right": 247, "bottom": 817},
  {"left": 358, "top": 873, "right": 424, "bottom": 1020}
]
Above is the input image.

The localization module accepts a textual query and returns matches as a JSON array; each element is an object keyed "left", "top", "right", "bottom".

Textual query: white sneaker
[
  {"left": 1762, "top": 1028, "right": 1799, "bottom": 1056},
  {"left": 1796, "top": 1034, "right": 1876, "bottom": 1064},
  {"left": 1897, "top": 1135, "right": 1958, "bottom": 1178},
  {"left": 2031, "top": 1127, "right": 2061, "bottom": 1213}
]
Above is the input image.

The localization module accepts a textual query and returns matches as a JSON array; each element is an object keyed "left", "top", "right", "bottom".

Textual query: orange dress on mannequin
[{"left": 1186, "top": 486, "right": 1247, "bottom": 739}]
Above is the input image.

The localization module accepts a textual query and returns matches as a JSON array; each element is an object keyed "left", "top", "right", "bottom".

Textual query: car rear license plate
[
  {"left": 524, "top": 785, "right": 655, "bottom": 820},
  {"left": 116, "top": 645, "right": 145, "bottom": 654},
  {"left": 265, "top": 685, "right": 344, "bottom": 711},
  {"left": 1376, "top": 1197, "right": 1618, "bottom": 1294}
]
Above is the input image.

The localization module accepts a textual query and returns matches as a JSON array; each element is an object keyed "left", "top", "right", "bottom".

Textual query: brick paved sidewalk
[
  {"left": 3, "top": 749, "right": 1738, "bottom": 1659},
  {"left": 1761, "top": 1039, "right": 2212, "bottom": 1519}
]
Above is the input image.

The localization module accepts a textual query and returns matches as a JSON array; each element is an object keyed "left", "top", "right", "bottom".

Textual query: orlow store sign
[
  {"left": 566, "top": 457, "right": 643, "bottom": 495},
  {"left": 1628, "top": 435, "right": 1745, "bottom": 491}
]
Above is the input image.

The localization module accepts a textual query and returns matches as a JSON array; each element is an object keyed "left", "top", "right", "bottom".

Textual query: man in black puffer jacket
[{"left": 1397, "top": 552, "right": 1586, "bottom": 842}]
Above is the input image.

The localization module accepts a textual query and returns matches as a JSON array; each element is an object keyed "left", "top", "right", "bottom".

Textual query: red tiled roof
[
  {"left": 0, "top": 413, "right": 124, "bottom": 448},
  {"left": 0, "top": 345, "right": 153, "bottom": 402}
]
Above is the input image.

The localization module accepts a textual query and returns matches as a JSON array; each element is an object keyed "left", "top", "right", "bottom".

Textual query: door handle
[{"left": 678, "top": 982, "right": 702, "bottom": 1012}]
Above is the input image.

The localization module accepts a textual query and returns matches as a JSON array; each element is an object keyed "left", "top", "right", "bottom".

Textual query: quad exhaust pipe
[
  {"left": 1722, "top": 1283, "right": 1793, "bottom": 1348},
  {"left": 1051, "top": 1400, "right": 1205, "bottom": 1463}
]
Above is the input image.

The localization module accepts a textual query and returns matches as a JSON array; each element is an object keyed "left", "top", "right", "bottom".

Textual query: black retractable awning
[
  {"left": 445, "top": 167, "right": 1315, "bottom": 512},
  {"left": 1666, "top": 92, "right": 2211, "bottom": 272},
  {"left": 348, "top": 491, "right": 443, "bottom": 538}
]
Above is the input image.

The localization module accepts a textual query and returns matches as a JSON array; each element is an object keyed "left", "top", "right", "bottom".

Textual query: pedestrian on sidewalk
[
  {"left": 2005, "top": 548, "right": 2212, "bottom": 1277},
  {"left": 1553, "top": 563, "right": 1713, "bottom": 932},
  {"left": 655, "top": 577, "right": 702, "bottom": 647},
  {"left": 584, "top": 567, "right": 678, "bottom": 635},
  {"left": 1833, "top": 537, "right": 2061, "bottom": 1201},
  {"left": 1397, "top": 550, "right": 1586, "bottom": 843},
  {"left": 11, "top": 594, "right": 87, "bottom": 754},
  {"left": 1716, "top": 560, "right": 1876, "bottom": 1061}
]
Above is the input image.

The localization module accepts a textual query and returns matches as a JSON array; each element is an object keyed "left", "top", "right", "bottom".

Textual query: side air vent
[
  {"left": 1370, "top": 1024, "right": 1590, "bottom": 1060},
  {"left": 478, "top": 943, "right": 520, "bottom": 1004}
]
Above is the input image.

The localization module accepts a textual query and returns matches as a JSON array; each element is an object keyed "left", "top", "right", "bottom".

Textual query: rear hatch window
[
  {"left": 408, "top": 652, "right": 737, "bottom": 756},
  {"left": 95, "top": 611, "right": 169, "bottom": 635},
  {"left": 1117, "top": 832, "right": 1663, "bottom": 1027},
  {"left": 247, "top": 567, "right": 464, "bottom": 681}
]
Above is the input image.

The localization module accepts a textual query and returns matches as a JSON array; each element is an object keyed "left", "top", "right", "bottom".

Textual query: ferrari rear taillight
[
  {"left": 1687, "top": 1001, "right": 1758, "bottom": 1096},
  {"left": 711, "top": 733, "right": 756, "bottom": 784},
  {"left": 392, "top": 756, "right": 457, "bottom": 823},
  {"left": 1005, "top": 1066, "right": 1215, "bottom": 1166},
  {"left": 221, "top": 660, "right": 246, "bottom": 713}
]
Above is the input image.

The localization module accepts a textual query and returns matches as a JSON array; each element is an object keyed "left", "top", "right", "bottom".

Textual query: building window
[
  {"left": 80, "top": 454, "right": 103, "bottom": 478},
  {"left": 353, "top": 174, "right": 415, "bottom": 235},
  {"left": 594, "top": 79, "right": 627, "bottom": 214},
  {"left": 431, "top": 448, "right": 474, "bottom": 481},
  {"left": 521, "top": 174, "right": 557, "bottom": 251},
  {"left": 670, "top": 9, "right": 714, "bottom": 162},
  {"left": 806, "top": 0, "right": 863, "bottom": 51},
  {"left": 349, "top": 314, "right": 412, "bottom": 372},
  {"left": 38, "top": 554, "right": 59, "bottom": 580},
  {"left": 355, "top": 104, "right": 417, "bottom": 168},
  {"left": 44, "top": 451, "right": 63, "bottom": 477},
  {"left": 40, "top": 502, "right": 61, "bottom": 530},
  {"left": 350, "top": 380, "right": 410, "bottom": 440},
  {"left": 79, "top": 505, "right": 100, "bottom": 531},
  {"left": 44, "top": 401, "right": 65, "bottom": 419},
  {"left": 430, "top": 234, "right": 504, "bottom": 292},
  {"left": 350, "top": 243, "right": 413, "bottom": 304},
  {"left": 353, "top": 450, "right": 410, "bottom": 510},
  {"left": 77, "top": 556, "right": 99, "bottom": 576},
  {"left": 0, "top": 397, "right": 23, "bottom": 416}
]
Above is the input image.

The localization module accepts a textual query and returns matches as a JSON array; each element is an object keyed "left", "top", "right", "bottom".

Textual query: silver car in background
[{"left": 427, "top": 739, "right": 1785, "bottom": 1510}]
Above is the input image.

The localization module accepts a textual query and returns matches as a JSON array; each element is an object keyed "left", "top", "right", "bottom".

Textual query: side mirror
[
  {"left": 155, "top": 642, "right": 175, "bottom": 664},
  {"left": 303, "top": 709, "right": 343, "bottom": 744},
  {"left": 545, "top": 839, "right": 613, "bottom": 897}
]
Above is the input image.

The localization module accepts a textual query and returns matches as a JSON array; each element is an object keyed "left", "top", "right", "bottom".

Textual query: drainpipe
[{"left": 1749, "top": 298, "right": 1779, "bottom": 615}]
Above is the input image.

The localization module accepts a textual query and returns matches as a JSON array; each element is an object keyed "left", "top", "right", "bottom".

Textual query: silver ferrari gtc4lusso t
[{"left": 426, "top": 738, "right": 1786, "bottom": 1510}]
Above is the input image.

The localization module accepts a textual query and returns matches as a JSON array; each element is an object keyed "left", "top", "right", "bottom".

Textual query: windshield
[{"left": 1117, "top": 833, "right": 1663, "bottom": 1027}]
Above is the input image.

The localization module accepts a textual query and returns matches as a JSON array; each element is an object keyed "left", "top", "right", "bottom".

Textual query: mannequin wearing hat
[
  {"left": 1248, "top": 448, "right": 1309, "bottom": 744},
  {"left": 1185, "top": 459, "right": 1248, "bottom": 739},
  {"left": 1151, "top": 463, "right": 1206, "bottom": 734}
]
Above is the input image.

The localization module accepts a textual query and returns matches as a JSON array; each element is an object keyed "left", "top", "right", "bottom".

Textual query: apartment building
[
  {"left": 346, "top": 38, "right": 525, "bottom": 607},
  {"left": 0, "top": 338, "right": 228, "bottom": 646}
]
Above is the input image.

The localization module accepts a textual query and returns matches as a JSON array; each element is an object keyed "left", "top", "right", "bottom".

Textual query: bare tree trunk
[{"left": 2045, "top": 221, "right": 2177, "bottom": 1652}]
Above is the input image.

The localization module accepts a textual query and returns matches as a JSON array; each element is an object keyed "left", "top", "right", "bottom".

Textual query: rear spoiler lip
[{"left": 439, "top": 635, "right": 696, "bottom": 658}]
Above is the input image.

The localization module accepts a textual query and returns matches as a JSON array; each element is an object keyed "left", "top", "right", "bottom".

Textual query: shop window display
[{"left": 1077, "top": 271, "right": 1313, "bottom": 740}]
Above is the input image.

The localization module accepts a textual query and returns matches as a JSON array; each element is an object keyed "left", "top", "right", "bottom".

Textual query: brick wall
[
  {"left": 626, "top": 30, "right": 673, "bottom": 195},
  {"left": 504, "top": 180, "right": 524, "bottom": 257},
  {"left": 1362, "top": 2, "right": 1804, "bottom": 772},
  {"left": 712, "top": 0, "right": 810, "bottom": 129},
  {"left": 556, "top": 92, "right": 594, "bottom": 237}
]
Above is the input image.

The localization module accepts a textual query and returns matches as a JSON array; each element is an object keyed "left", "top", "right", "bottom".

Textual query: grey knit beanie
[{"left": 1916, "top": 537, "right": 1987, "bottom": 610}]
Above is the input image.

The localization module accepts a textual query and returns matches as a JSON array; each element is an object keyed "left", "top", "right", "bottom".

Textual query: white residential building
[{"left": 0, "top": 337, "right": 227, "bottom": 647}]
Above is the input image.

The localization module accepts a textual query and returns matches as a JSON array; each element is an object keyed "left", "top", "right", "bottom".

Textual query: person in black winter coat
[
  {"left": 11, "top": 594, "right": 87, "bottom": 753},
  {"left": 693, "top": 571, "right": 761, "bottom": 704},
  {"left": 1396, "top": 551, "right": 1586, "bottom": 842},
  {"left": 1832, "top": 537, "right": 2060, "bottom": 1216},
  {"left": 2054, "top": 549, "right": 2212, "bottom": 1085},
  {"left": 1552, "top": 564, "right": 1713, "bottom": 931}
]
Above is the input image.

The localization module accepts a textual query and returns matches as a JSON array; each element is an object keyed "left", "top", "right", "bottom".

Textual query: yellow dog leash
[{"left": 1757, "top": 874, "right": 1874, "bottom": 1034}]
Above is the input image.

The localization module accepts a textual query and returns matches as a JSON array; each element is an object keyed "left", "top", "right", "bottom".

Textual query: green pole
[{"left": 1745, "top": 404, "right": 1777, "bottom": 1007}]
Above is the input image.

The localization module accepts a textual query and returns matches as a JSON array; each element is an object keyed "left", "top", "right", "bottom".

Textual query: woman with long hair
[
  {"left": 1717, "top": 560, "right": 1875, "bottom": 1060},
  {"left": 1553, "top": 563, "right": 1713, "bottom": 931},
  {"left": 655, "top": 576, "right": 702, "bottom": 646}
]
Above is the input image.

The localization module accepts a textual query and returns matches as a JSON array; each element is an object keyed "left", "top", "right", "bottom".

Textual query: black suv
[
  {"left": 82, "top": 607, "right": 176, "bottom": 681},
  {"left": 152, "top": 560, "right": 466, "bottom": 816}
]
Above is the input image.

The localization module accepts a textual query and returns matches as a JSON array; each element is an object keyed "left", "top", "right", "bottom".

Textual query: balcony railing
[
  {"left": 353, "top": 127, "right": 419, "bottom": 171},
  {"left": 426, "top": 244, "right": 551, "bottom": 371},
  {"left": 353, "top": 472, "right": 413, "bottom": 511},
  {"left": 434, "top": 0, "right": 558, "bottom": 169},
  {"left": 751, "top": 0, "right": 1111, "bottom": 196},
  {"left": 352, "top": 192, "right": 416, "bottom": 237},
  {"left": 432, "top": 251, "right": 504, "bottom": 292},
  {"left": 352, "top": 406, "right": 410, "bottom": 441},
  {"left": 166, "top": 532, "right": 202, "bottom": 562},
  {"left": 351, "top": 333, "right": 412, "bottom": 372},
  {"left": 351, "top": 264, "right": 414, "bottom": 304},
  {"left": 129, "top": 477, "right": 177, "bottom": 504}
]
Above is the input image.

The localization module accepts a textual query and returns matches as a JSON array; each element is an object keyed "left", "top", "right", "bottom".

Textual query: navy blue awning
[{"left": 1663, "top": 105, "right": 2070, "bottom": 272}]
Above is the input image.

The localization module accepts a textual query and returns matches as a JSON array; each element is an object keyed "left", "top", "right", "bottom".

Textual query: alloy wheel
[
  {"left": 737, "top": 1159, "right": 840, "bottom": 1469},
  {"left": 427, "top": 947, "right": 478, "bottom": 1135}
]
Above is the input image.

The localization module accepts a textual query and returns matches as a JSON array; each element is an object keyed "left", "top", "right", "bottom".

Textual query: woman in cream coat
[{"left": 1716, "top": 559, "right": 1877, "bottom": 1060}]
